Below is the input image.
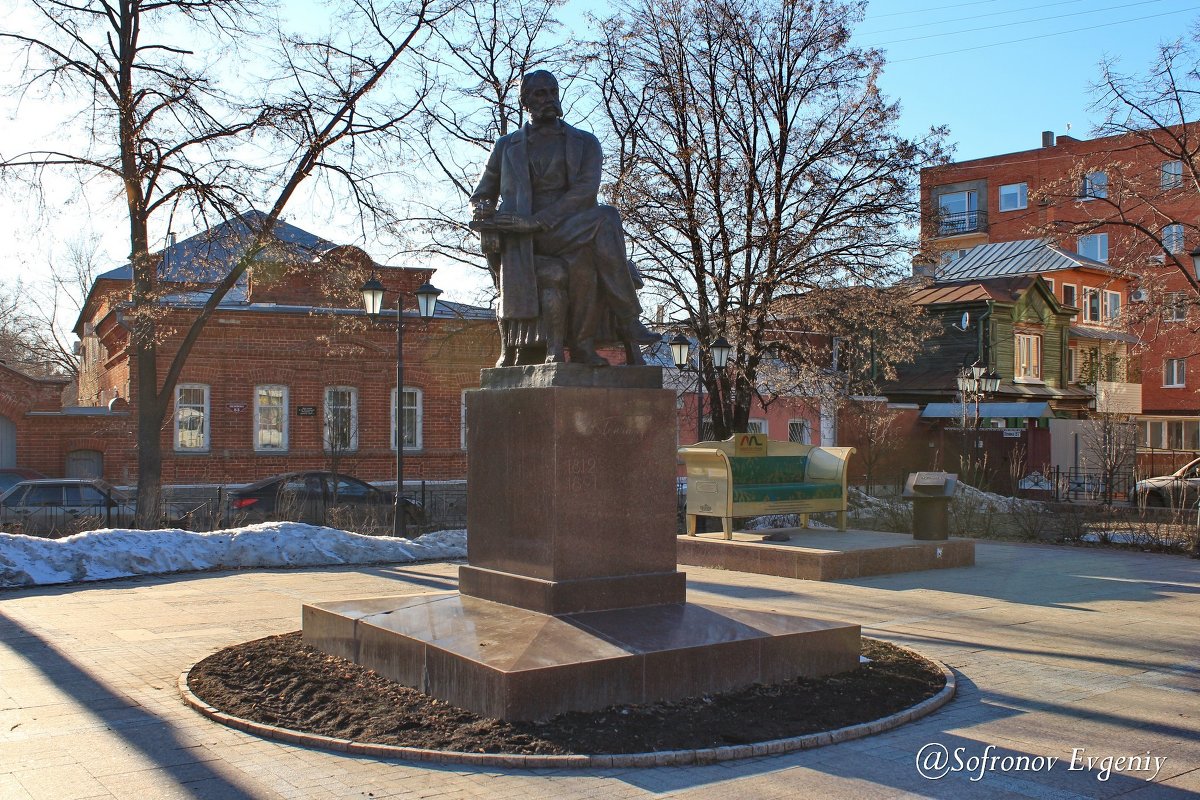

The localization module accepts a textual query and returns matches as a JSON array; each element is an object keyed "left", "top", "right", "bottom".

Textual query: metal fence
[{"left": 0, "top": 481, "right": 472, "bottom": 537}]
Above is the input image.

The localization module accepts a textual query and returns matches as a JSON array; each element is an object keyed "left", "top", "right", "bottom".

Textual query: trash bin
[{"left": 902, "top": 471, "right": 958, "bottom": 540}]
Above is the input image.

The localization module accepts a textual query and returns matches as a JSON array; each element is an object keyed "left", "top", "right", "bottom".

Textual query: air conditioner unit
[{"left": 1131, "top": 289, "right": 1149, "bottom": 303}]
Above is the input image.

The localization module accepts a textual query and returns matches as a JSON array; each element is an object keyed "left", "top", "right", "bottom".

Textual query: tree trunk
[{"left": 133, "top": 340, "right": 164, "bottom": 529}]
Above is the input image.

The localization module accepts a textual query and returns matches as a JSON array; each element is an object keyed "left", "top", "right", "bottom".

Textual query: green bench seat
[{"left": 732, "top": 482, "right": 844, "bottom": 503}]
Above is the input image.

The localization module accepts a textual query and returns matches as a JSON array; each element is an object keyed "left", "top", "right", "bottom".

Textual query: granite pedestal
[
  {"left": 304, "top": 364, "right": 860, "bottom": 720},
  {"left": 677, "top": 529, "right": 976, "bottom": 581}
]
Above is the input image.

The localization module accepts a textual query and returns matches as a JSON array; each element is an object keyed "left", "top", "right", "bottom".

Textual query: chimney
[{"left": 1041, "top": 130, "right": 1056, "bottom": 148}]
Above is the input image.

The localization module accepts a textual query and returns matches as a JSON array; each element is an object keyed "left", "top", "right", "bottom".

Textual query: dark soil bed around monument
[{"left": 186, "top": 633, "right": 945, "bottom": 755}]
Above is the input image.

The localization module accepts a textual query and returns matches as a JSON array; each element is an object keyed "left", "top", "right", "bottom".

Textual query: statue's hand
[{"left": 491, "top": 213, "right": 543, "bottom": 234}]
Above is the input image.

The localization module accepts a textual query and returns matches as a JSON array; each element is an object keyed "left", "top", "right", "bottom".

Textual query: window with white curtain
[
  {"left": 174, "top": 384, "right": 210, "bottom": 451},
  {"left": 254, "top": 385, "right": 288, "bottom": 451}
]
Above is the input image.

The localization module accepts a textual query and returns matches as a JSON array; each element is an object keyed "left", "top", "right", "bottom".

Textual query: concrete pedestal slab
[
  {"left": 677, "top": 529, "right": 975, "bottom": 580},
  {"left": 303, "top": 592, "right": 861, "bottom": 721}
]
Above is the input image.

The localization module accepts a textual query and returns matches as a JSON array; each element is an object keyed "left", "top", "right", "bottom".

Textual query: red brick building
[
  {"left": 5, "top": 213, "right": 499, "bottom": 486},
  {"left": 921, "top": 127, "right": 1200, "bottom": 471}
]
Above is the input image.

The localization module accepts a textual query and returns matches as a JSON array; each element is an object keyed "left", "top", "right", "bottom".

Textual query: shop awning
[{"left": 920, "top": 402, "right": 1054, "bottom": 419}]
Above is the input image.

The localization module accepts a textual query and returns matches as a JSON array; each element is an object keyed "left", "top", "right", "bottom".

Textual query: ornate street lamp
[
  {"left": 956, "top": 363, "right": 999, "bottom": 434},
  {"left": 362, "top": 275, "right": 442, "bottom": 537},
  {"left": 671, "top": 333, "right": 733, "bottom": 441}
]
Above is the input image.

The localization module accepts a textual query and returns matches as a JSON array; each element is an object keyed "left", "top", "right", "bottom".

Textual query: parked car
[
  {"left": 227, "top": 471, "right": 425, "bottom": 528},
  {"left": 0, "top": 479, "right": 136, "bottom": 536},
  {"left": 0, "top": 468, "right": 47, "bottom": 495},
  {"left": 1131, "top": 458, "right": 1200, "bottom": 508}
]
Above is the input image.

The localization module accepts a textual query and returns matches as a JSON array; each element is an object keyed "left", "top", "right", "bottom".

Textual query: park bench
[{"left": 678, "top": 435, "right": 856, "bottom": 539}]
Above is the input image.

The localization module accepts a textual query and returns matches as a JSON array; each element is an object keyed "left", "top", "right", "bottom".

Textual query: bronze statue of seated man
[{"left": 469, "top": 69, "right": 659, "bottom": 367}]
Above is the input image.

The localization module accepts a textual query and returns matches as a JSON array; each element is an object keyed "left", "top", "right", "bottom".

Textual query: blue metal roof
[
  {"left": 935, "top": 239, "right": 1116, "bottom": 283},
  {"left": 921, "top": 401, "right": 1054, "bottom": 419},
  {"left": 96, "top": 210, "right": 339, "bottom": 284}
]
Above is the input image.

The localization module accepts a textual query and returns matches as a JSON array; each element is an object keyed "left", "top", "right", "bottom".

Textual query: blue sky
[
  {"left": 1, "top": 0, "right": 1197, "bottom": 315},
  {"left": 860, "top": 0, "right": 1197, "bottom": 160}
]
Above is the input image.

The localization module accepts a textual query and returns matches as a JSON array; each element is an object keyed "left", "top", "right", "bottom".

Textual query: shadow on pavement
[{"left": 0, "top": 609, "right": 258, "bottom": 799}]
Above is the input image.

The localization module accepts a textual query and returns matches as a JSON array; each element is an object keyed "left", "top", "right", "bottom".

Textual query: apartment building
[{"left": 922, "top": 128, "right": 1200, "bottom": 470}]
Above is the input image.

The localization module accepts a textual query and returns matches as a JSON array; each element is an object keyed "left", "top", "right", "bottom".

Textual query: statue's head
[{"left": 520, "top": 70, "right": 562, "bottom": 123}]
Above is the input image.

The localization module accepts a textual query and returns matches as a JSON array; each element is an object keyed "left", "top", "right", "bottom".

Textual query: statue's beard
[{"left": 525, "top": 100, "right": 562, "bottom": 122}]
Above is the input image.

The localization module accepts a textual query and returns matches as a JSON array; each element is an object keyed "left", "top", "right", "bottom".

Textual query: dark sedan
[
  {"left": 0, "top": 478, "right": 135, "bottom": 536},
  {"left": 227, "top": 471, "right": 425, "bottom": 528},
  {"left": 0, "top": 468, "right": 48, "bottom": 495}
]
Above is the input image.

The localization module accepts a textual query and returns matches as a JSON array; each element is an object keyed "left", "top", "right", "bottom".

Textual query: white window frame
[
  {"left": 1164, "top": 358, "right": 1187, "bottom": 388},
  {"left": 1163, "top": 223, "right": 1185, "bottom": 254},
  {"left": 1162, "top": 160, "right": 1184, "bottom": 190},
  {"left": 1166, "top": 291, "right": 1188, "bottom": 322},
  {"left": 748, "top": 418, "right": 768, "bottom": 436},
  {"left": 1083, "top": 288, "right": 1102, "bottom": 323},
  {"left": 1067, "top": 348, "right": 1078, "bottom": 383},
  {"left": 788, "top": 419, "right": 812, "bottom": 444},
  {"left": 1062, "top": 283, "right": 1078, "bottom": 317},
  {"left": 1015, "top": 333, "right": 1042, "bottom": 380},
  {"left": 1078, "top": 233, "right": 1108, "bottom": 263},
  {"left": 998, "top": 182, "right": 1027, "bottom": 211},
  {"left": 1044, "top": 278, "right": 1055, "bottom": 294},
  {"left": 1081, "top": 171, "right": 1107, "bottom": 200},
  {"left": 461, "top": 389, "right": 469, "bottom": 450},
  {"left": 391, "top": 386, "right": 422, "bottom": 451},
  {"left": 324, "top": 386, "right": 358, "bottom": 453},
  {"left": 253, "top": 385, "right": 289, "bottom": 452},
  {"left": 174, "top": 384, "right": 210, "bottom": 452},
  {"left": 1104, "top": 290, "right": 1122, "bottom": 324}
]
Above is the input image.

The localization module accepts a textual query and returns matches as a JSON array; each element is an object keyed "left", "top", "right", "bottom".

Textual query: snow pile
[
  {"left": 745, "top": 514, "right": 833, "bottom": 530},
  {"left": 848, "top": 487, "right": 894, "bottom": 509},
  {"left": 954, "top": 482, "right": 1043, "bottom": 513},
  {"left": 0, "top": 523, "right": 466, "bottom": 589}
]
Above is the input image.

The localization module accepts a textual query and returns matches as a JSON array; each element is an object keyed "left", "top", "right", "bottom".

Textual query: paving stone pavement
[{"left": 1, "top": 541, "right": 1198, "bottom": 799}]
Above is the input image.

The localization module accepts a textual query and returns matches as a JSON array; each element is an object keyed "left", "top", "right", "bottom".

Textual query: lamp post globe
[
  {"left": 710, "top": 336, "right": 732, "bottom": 369},
  {"left": 669, "top": 333, "right": 691, "bottom": 369},
  {"left": 416, "top": 282, "right": 442, "bottom": 319},
  {"left": 360, "top": 276, "right": 385, "bottom": 317}
]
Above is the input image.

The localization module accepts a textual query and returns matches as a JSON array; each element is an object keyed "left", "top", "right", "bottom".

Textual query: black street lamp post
[
  {"left": 956, "top": 363, "right": 1002, "bottom": 435},
  {"left": 670, "top": 333, "right": 732, "bottom": 441},
  {"left": 362, "top": 276, "right": 442, "bottom": 538}
]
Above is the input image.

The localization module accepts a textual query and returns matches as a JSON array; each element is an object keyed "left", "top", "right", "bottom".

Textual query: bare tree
[
  {"left": 590, "top": 0, "right": 947, "bottom": 440},
  {"left": 1, "top": 0, "right": 456, "bottom": 527},
  {"left": 840, "top": 397, "right": 902, "bottom": 495},
  {"left": 407, "top": 0, "right": 571, "bottom": 295},
  {"left": 1078, "top": 410, "right": 1139, "bottom": 506},
  {"left": 1033, "top": 33, "right": 1200, "bottom": 329}
]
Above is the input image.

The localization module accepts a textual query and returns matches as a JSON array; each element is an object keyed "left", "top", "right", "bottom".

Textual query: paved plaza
[{"left": 1, "top": 539, "right": 1198, "bottom": 799}]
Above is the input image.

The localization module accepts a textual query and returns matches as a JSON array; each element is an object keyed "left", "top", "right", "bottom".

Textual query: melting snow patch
[{"left": 0, "top": 523, "right": 467, "bottom": 589}]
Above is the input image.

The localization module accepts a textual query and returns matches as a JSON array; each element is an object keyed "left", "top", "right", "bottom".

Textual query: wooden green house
[{"left": 886, "top": 275, "right": 1103, "bottom": 417}]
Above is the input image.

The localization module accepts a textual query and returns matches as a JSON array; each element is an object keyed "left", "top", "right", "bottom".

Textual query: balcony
[
  {"left": 1094, "top": 381, "right": 1142, "bottom": 415},
  {"left": 936, "top": 209, "right": 988, "bottom": 237}
]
